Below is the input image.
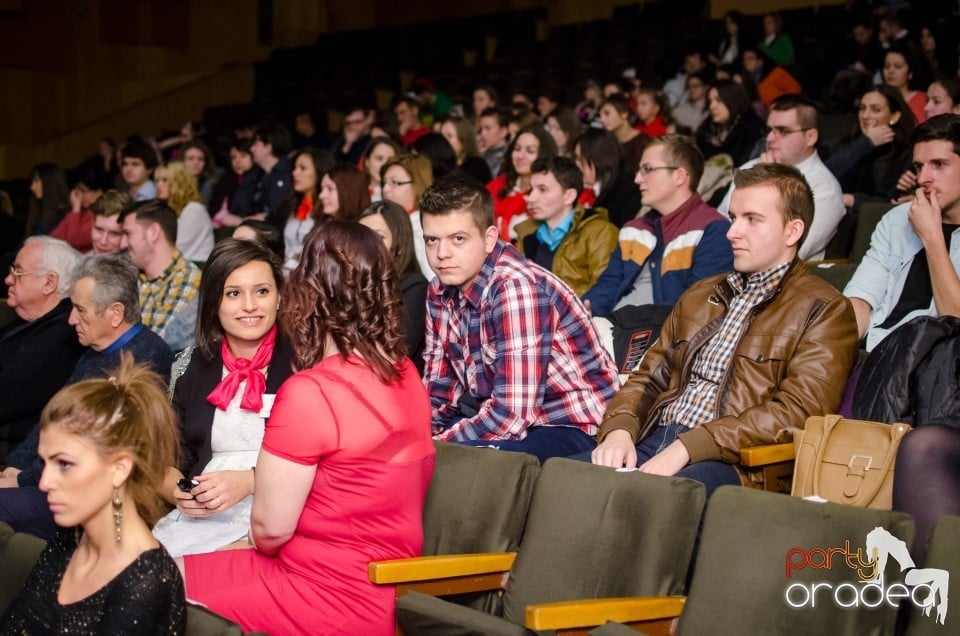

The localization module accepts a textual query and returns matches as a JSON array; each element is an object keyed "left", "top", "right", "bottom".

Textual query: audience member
[
  {"left": 154, "top": 161, "right": 215, "bottom": 262},
  {"left": 584, "top": 134, "right": 733, "bottom": 317},
  {"left": 572, "top": 129, "right": 642, "bottom": 228},
  {"left": 758, "top": 12, "right": 795, "bottom": 66},
  {"left": 663, "top": 48, "right": 708, "bottom": 110},
  {"left": 826, "top": 85, "right": 916, "bottom": 207},
  {"left": 0, "top": 356, "right": 185, "bottom": 634},
  {"left": 292, "top": 110, "right": 323, "bottom": 151},
  {"left": 673, "top": 71, "right": 709, "bottom": 134},
  {"left": 413, "top": 77, "right": 453, "bottom": 124},
  {"left": 182, "top": 221, "right": 435, "bottom": 635},
  {"left": 89, "top": 190, "right": 132, "bottom": 255},
  {"left": 590, "top": 163, "right": 858, "bottom": 496},
  {"left": 634, "top": 88, "right": 673, "bottom": 139},
  {"left": 719, "top": 94, "right": 845, "bottom": 260},
  {"left": 210, "top": 137, "right": 263, "bottom": 224},
  {"left": 25, "top": 162, "right": 70, "bottom": 238},
  {"left": 251, "top": 122, "right": 294, "bottom": 229},
  {"left": 319, "top": 164, "right": 371, "bottom": 222},
  {"left": 284, "top": 148, "right": 336, "bottom": 272},
  {"left": 359, "top": 200, "right": 427, "bottom": 373},
  {"left": 153, "top": 239, "right": 293, "bottom": 557},
  {"left": 119, "top": 199, "right": 201, "bottom": 351},
  {"left": 120, "top": 138, "right": 159, "bottom": 202},
  {"left": 180, "top": 139, "right": 219, "bottom": 208},
  {"left": 0, "top": 254, "right": 173, "bottom": 539},
  {"left": 363, "top": 136, "right": 402, "bottom": 202},
  {"left": 439, "top": 116, "right": 493, "bottom": 183},
  {"left": 232, "top": 219, "right": 285, "bottom": 262},
  {"left": 472, "top": 84, "right": 498, "bottom": 118},
  {"left": 478, "top": 107, "right": 511, "bottom": 177},
  {"left": 845, "top": 114, "right": 960, "bottom": 350},
  {"left": 600, "top": 93, "right": 649, "bottom": 173},
  {"left": 696, "top": 79, "right": 765, "bottom": 166},
  {"left": 395, "top": 96, "right": 430, "bottom": 148},
  {"left": 709, "top": 10, "right": 744, "bottom": 67},
  {"left": 49, "top": 168, "right": 100, "bottom": 252},
  {"left": 331, "top": 105, "right": 372, "bottom": 165},
  {"left": 412, "top": 132, "right": 458, "bottom": 180},
  {"left": 486, "top": 123, "right": 558, "bottom": 242},
  {"left": 883, "top": 43, "right": 933, "bottom": 124},
  {"left": 544, "top": 105, "right": 583, "bottom": 159},
  {"left": 536, "top": 89, "right": 560, "bottom": 120},
  {"left": 381, "top": 154, "right": 434, "bottom": 279},
  {"left": 0, "top": 237, "right": 83, "bottom": 462},
  {"left": 421, "top": 172, "right": 618, "bottom": 462},
  {"left": 516, "top": 156, "right": 618, "bottom": 295}
]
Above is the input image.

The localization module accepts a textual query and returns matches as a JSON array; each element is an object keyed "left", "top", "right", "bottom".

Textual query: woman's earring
[{"left": 112, "top": 490, "right": 123, "bottom": 543}]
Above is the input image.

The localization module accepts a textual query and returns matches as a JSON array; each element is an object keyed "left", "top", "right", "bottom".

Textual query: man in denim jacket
[{"left": 845, "top": 114, "right": 960, "bottom": 350}]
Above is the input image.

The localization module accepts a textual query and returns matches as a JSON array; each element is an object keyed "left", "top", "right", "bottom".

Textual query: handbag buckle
[{"left": 848, "top": 454, "right": 872, "bottom": 471}]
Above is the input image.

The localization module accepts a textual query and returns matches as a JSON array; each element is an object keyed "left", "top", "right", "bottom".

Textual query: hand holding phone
[{"left": 177, "top": 478, "right": 199, "bottom": 494}]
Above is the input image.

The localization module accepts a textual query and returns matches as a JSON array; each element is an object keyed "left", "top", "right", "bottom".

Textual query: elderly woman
[{"left": 181, "top": 221, "right": 435, "bottom": 635}]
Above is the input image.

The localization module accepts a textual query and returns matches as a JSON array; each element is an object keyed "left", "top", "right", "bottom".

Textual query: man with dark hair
[
  {"left": 478, "top": 107, "right": 510, "bottom": 177},
  {"left": 419, "top": 173, "right": 619, "bottom": 462},
  {"left": 119, "top": 199, "right": 200, "bottom": 350},
  {"left": 584, "top": 134, "right": 733, "bottom": 317},
  {"left": 331, "top": 106, "right": 372, "bottom": 165},
  {"left": 846, "top": 113, "right": 960, "bottom": 350},
  {"left": 0, "top": 253, "right": 174, "bottom": 538},
  {"left": 120, "top": 137, "right": 158, "bottom": 201},
  {"left": 590, "top": 163, "right": 859, "bottom": 496},
  {"left": 396, "top": 96, "right": 429, "bottom": 148},
  {"left": 663, "top": 48, "right": 707, "bottom": 110},
  {"left": 251, "top": 121, "right": 294, "bottom": 228},
  {"left": 515, "top": 157, "right": 618, "bottom": 295},
  {"left": 89, "top": 190, "right": 132, "bottom": 255},
  {"left": 718, "top": 94, "right": 845, "bottom": 260},
  {"left": 292, "top": 110, "right": 322, "bottom": 151}
]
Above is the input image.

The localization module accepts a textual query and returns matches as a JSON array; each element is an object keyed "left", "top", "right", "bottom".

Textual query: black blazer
[{"left": 173, "top": 336, "right": 296, "bottom": 477}]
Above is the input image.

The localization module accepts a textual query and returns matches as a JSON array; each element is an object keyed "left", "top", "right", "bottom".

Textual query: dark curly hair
[{"left": 282, "top": 220, "right": 406, "bottom": 381}]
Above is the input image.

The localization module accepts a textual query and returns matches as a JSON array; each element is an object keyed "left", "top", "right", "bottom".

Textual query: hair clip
[{"left": 108, "top": 376, "right": 119, "bottom": 386}]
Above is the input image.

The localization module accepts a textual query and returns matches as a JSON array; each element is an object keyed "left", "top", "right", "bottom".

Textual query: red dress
[{"left": 183, "top": 355, "right": 435, "bottom": 635}]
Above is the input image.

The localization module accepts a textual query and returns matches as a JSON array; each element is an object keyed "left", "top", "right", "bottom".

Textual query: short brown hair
[
  {"left": 326, "top": 164, "right": 371, "bottom": 222},
  {"left": 646, "top": 134, "right": 705, "bottom": 191},
  {"left": 40, "top": 353, "right": 178, "bottom": 528},
  {"left": 90, "top": 190, "right": 133, "bottom": 218},
  {"left": 420, "top": 172, "right": 495, "bottom": 234},
  {"left": 733, "top": 163, "right": 813, "bottom": 249}
]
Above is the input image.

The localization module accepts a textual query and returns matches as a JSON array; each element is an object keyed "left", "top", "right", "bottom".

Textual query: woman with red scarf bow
[{"left": 152, "top": 239, "right": 294, "bottom": 557}]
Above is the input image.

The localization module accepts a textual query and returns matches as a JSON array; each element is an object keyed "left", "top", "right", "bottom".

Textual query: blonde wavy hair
[{"left": 155, "top": 161, "right": 201, "bottom": 217}]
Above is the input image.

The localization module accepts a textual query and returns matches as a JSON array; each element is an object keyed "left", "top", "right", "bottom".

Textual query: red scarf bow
[{"left": 206, "top": 326, "right": 277, "bottom": 412}]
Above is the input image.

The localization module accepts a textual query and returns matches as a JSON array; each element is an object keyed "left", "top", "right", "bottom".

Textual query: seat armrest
[
  {"left": 740, "top": 443, "right": 794, "bottom": 467},
  {"left": 525, "top": 596, "right": 686, "bottom": 631},
  {"left": 368, "top": 552, "right": 516, "bottom": 584}
]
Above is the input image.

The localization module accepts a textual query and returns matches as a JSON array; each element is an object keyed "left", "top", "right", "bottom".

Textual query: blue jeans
[
  {"left": 572, "top": 423, "right": 740, "bottom": 498},
  {"left": 456, "top": 426, "right": 597, "bottom": 464}
]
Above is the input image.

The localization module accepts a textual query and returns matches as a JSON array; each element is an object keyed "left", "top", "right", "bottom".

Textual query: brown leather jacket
[{"left": 598, "top": 260, "right": 859, "bottom": 478}]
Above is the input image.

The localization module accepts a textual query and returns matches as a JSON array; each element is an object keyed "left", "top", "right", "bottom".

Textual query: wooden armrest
[
  {"left": 740, "top": 443, "right": 794, "bottom": 467},
  {"left": 525, "top": 596, "right": 686, "bottom": 631},
  {"left": 368, "top": 552, "right": 516, "bottom": 584}
]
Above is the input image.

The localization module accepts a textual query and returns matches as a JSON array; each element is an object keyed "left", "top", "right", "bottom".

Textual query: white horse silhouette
[{"left": 865, "top": 526, "right": 949, "bottom": 625}]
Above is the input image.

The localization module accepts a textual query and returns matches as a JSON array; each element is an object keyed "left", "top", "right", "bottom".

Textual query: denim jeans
[
  {"left": 571, "top": 423, "right": 740, "bottom": 498},
  {"left": 456, "top": 426, "right": 597, "bottom": 464}
]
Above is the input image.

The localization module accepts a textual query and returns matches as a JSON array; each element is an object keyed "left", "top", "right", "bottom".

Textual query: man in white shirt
[{"left": 718, "top": 94, "right": 845, "bottom": 261}]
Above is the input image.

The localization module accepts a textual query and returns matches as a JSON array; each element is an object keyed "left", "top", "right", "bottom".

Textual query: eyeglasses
[
  {"left": 384, "top": 179, "right": 413, "bottom": 188},
  {"left": 8, "top": 265, "right": 49, "bottom": 281},
  {"left": 637, "top": 164, "right": 680, "bottom": 176},
  {"left": 764, "top": 126, "right": 812, "bottom": 139}
]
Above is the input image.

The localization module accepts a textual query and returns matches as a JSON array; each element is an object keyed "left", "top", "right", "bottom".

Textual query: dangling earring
[{"left": 112, "top": 490, "right": 123, "bottom": 543}]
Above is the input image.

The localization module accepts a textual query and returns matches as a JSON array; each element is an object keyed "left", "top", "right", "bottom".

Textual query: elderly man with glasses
[
  {"left": 583, "top": 134, "right": 734, "bottom": 319},
  {"left": 0, "top": 237, "right": 84, "bottom": 462}
]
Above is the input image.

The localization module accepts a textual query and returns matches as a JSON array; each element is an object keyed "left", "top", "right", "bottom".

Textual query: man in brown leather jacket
[{"left": 591, "top": 163, "right": 859, "bottom": 495}]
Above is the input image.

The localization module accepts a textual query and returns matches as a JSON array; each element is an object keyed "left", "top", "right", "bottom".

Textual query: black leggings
[{"left": 892, "top": 425, "right": 960, "bottom": 565}]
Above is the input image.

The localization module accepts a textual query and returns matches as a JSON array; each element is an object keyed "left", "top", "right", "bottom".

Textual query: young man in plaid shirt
[
  {"left": 592, "top": 163, "right": 859, "bottom": 496},
  {"left": 119, "top": 199, "right": 201, "bottom": 351},
  {"left": 420, "top": 172, "right": 619, "bottom": 463}
]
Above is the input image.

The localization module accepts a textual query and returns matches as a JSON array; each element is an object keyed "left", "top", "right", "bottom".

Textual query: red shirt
[
  {"left": 635, "top": 115, "right": 667, "bottom": 138},
  {"left": 402, "top": 126, "right": 430, "bottom": 148}
]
